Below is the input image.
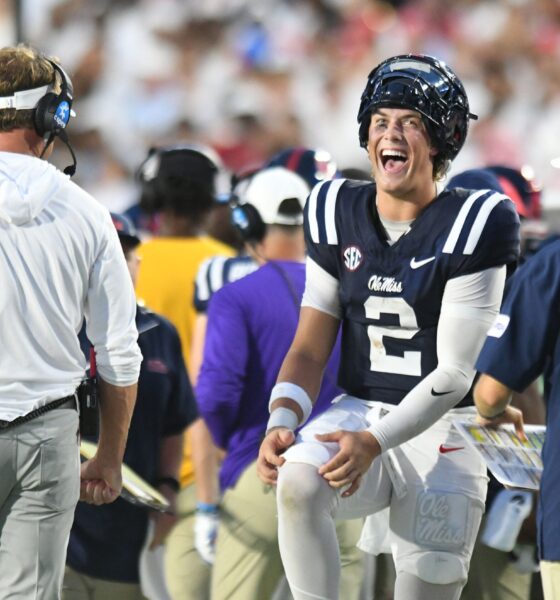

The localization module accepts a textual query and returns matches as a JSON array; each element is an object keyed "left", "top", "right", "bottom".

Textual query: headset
[
  {"left": 229, "top": 173, "right": 268, "bottom": 244},
  {"left": 230, "top": 199, "right": 267, "bottom": 244},
  {"left": 0, "top": 57, "right": 76, "bottom": 175},
  {"left": 229, "top": 168, "right": 308, "bottom": 245},
  {"left": 33, "top": 60, "right": 74, "bottom": 138}
]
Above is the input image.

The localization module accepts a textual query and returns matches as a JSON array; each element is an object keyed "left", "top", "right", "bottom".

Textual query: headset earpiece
[
  {"left": 230, "top": 200, "right": 266, "bottom": 244},
  {"left": 33, "top": 60, "right": 73, "bottom": 138}
]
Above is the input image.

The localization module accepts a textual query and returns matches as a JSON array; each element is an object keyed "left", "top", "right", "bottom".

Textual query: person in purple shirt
[{"left": 196, "top": 166, "right": 364, "bottom": 600}]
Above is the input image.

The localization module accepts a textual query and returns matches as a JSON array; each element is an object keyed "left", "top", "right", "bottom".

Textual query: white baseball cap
[{"left": 239, "top": 167, "right": 310, "bottom": 225}]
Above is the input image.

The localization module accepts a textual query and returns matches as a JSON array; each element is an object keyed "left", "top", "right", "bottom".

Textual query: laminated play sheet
[{"left": 453, "top": 420, "right": 545, "bottom": 491}]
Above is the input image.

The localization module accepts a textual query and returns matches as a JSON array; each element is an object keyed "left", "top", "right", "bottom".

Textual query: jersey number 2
[{"left": 364, "top": 296, "right": 421, "bottom": 376}]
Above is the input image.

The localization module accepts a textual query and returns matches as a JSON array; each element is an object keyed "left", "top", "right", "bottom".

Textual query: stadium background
[{"left": 0, "top": 0, "right": 558, "bottom": 227}]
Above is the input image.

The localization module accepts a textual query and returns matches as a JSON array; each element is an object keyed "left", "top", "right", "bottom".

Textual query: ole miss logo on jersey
[{"left": 343, "top": 245, "right": 363, "bottom": 271}]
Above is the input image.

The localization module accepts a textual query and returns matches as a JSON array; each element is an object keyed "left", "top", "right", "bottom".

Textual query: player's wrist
[
  {"left": 266, "top": 406, "right": 299, "bottom": 434},
  {"left": 269, "top": 382, "right": 313, "bottom": 427},
  {"left": 364, "top": 425, "right": 387, "bottom": 454}
]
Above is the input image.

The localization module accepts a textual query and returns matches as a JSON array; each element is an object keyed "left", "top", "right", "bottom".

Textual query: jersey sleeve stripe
[
  {"left": 463, "top": 193, "right": 509, "bottom": 255},
  {"left": 307, "top": 182, "right": 323, "bottom": 243},
  {"left": 209, "top": 256, "right": 227, "bottom": 293},
  {"left": 195, "top": 258, "right": 213, "bottom": 302},
  {"left": 324, "top": 178, "right": 345, "bottom": 244},
  {"left": 442, "top": 189, "right": 491, "bottom": 254}
]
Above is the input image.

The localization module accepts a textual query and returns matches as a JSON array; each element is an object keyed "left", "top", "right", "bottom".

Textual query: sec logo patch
[{"left": 343, "top": 245, "right": 363, "bottom": 271}]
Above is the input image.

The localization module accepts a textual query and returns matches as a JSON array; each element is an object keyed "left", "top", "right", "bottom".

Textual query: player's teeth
[{"left": 381, "top": 150, "right": 406, "bottom": 158}]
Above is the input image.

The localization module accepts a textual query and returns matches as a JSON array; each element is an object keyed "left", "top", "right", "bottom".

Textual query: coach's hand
[
  {"left": 317, "top": 430, "right": 381, "bottom": 497},
  {"left": 80, "top": 455, "right": 122, "bottom": 505},
  {"left": 476, "top": 405, "right": 527, "bottom": 442},
  {"left": 257, "top": 428, "right": 295, "bottom": 485}
]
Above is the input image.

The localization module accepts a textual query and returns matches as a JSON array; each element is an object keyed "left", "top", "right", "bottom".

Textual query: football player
[{"left": 257, "top": 54, "right": 520, "bottom": 600}]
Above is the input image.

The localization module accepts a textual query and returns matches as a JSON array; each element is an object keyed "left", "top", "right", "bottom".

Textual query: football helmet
[
  {"left": 486, "top": 165, "right": 541, "bottom": 220},
  {"left": 357, "top": 54, "right": 477, "bottom": 163},
  {"left": 266, "top": 147, "right": 338, "bottom": 188}
]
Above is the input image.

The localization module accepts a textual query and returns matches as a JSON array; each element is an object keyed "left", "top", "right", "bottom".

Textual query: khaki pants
[
  {"left": 211, "top": 461, "right": 365, "bottom": 600},
  {"left": 164, "top": 483, "right": 211, "bottom": 600},
  {"left": 63, "top": 566, "right": 148, "bottom": 600},
  {"left": 540, "top": 561, "right": 560, "bottom": 600},
  {"left": 0, "top": 409, "right": 80, "bottom": 600},
  {"left": 461, "top": 515, "right": 532, "bottom": 600}
]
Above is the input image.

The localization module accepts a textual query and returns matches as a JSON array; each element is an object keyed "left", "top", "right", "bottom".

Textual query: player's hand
[
  {"left": 316, "top": 430, "right": 381, "bottom": 497},
  {"left": 476, "top": 405, "right": 527, "bottom": 442},
  {"left": 80, "top": 456, "right": 122, "bottom": 505},
  {"left": 194, "top": 511, "right": 219, "bottom": 564},
  {"left": 257, "top": 428, "right": 295, "bottom": 485},
  {"left": 149, "top": 485, "right": 178, "bottom": 549}
]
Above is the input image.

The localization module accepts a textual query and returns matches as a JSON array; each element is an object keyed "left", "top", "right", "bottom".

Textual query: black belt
[{"left": 0, "top": 394, "right": 76, "bottom": 430}]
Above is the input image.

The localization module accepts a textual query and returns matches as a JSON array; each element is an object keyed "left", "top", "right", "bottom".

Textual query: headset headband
[
  {"left": 0, "top": 85, "right": 52, "bottom": 110},
  {"left": 0, "top": 58, "right": 74, "bottom": 117}
]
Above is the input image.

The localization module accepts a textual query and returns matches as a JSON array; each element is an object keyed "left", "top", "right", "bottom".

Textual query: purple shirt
[{"left": 196, "top": 260, "right": 341, "bottom": 491}]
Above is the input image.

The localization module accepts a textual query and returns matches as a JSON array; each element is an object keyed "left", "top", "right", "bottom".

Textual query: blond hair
[{"left": 0, "top": 45, "right": 57, "bottom": 132}]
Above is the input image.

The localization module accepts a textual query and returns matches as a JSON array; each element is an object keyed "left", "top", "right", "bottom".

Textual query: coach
[{"left": 0, "top": 45, "right": 141, "bottom": 599}]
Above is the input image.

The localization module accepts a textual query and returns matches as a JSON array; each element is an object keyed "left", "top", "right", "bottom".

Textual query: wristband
[
  {"left": 266, "top": 407, "right": 299, "bottom": 433},
  {"left": 155, "top": 476, "right": 180, "bottom": 493},
  {"left": 196, "top": 502, "right": 219, "bottom": 514},
  {"left": 269, "top": 382, "right": 313, "bottom": 425}
]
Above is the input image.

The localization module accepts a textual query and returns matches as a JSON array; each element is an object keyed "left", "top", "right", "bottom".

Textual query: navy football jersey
[
  {"left": 305, "top": 179, "right": 520, "bottom": 405},
  {"left": 194, "top": 255, "right": 258, "bottom": 313}
]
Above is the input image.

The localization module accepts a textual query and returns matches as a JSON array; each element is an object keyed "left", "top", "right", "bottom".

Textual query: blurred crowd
[{"left": 0, "top": 0, "right": 557, "bottom": 215}]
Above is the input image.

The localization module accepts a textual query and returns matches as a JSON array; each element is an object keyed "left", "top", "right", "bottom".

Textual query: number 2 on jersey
[{"left": 363, "top": 296, "right": 421, "bottom": 376}]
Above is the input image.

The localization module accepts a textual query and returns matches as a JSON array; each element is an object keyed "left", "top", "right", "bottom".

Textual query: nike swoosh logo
[
  {"left": 439, "top": 445, "right": 464, "bottom": 454},
  {"left": 410, "top": 256, "right": 436, "bottom": 269},
  {"left": 431, "top": 388, "right": 454, "bottom": 396}
]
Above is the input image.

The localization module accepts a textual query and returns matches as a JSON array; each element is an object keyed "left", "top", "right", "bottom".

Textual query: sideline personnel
[
  {"left": 474, "top": 238, "right": 560, "bottom": 600},
  {"left": 0, "top": 45, "right": 141, "bottom": 599},
  {"left": 64, "top": 213, "right": 198, "bottom": 600}
]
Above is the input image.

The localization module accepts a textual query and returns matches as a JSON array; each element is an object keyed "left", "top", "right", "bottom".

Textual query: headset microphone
[{"left": 58, "top": 129, "right": 77, "bottom": 177}]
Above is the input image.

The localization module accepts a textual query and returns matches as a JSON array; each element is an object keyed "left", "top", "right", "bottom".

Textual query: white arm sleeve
[
  {"left": 367, "top": 265, "right": 506, "bottom": 452},
  {"left": 301, "top": 257, "right": 342, "bottom": 319}
]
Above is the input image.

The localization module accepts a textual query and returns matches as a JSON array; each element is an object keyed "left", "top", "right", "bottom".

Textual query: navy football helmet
[
  {"left": 358, "top": 54, "right": 477, "bottom": 163},
  {"left": 266, "top": 147, "right": 337, "bottom": 188},
  {"left": 486, "top": 165, "right": 541, "bottom": 220}
]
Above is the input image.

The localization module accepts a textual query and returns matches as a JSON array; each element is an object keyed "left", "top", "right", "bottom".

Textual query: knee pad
[
  {"left": 392, "top": 488, "right": 484, "bottom": 585},
  {"left": 399, "top": 551, "right": 466, "bottom": 585}
]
